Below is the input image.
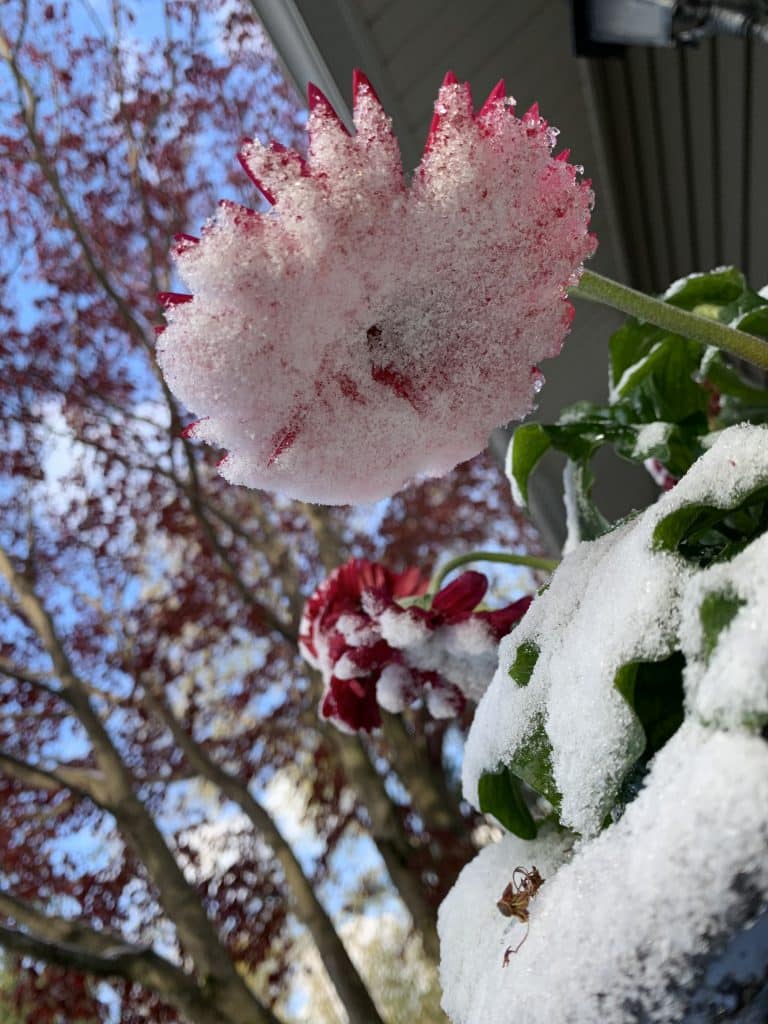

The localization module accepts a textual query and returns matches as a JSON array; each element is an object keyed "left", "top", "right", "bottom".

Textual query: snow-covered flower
[
  {"left": 157, "top": 71, "right": 596, "bottom": 504},
  {"left": 299, "top": 558, "right": 427, "bottom": 731},
  {"left": 299, "top": 558, "right": 531, "bottom": 732}
]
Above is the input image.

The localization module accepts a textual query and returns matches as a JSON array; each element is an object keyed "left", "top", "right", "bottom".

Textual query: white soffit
[{"left": 248, "top": 0, "right": 351, "bottom": 124}]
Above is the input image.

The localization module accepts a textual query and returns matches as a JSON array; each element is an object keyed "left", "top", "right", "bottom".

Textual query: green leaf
[
  {"left": 733, "top": 305, "right": 768, "bottom": 340},
  {"left": 699, "top": 589, "right": 745, "bottom": 664},
  {"left": 611, "top": 334, "right": 708, "bottom": 423},
  {"left": 701, "top": 349, "right": 768, "bottom": 406},
  {"left": 477, "top": 765, "right": 537, "bottom": 839},
  {"left": 563, "top": 459, "right": 612, "bottom": 542},
  {"left": 514, "top": 268, "right": 768, "bottom": 535},
  {"left": 663, "top": 267, "right": 747, "bottom": 310},
  {"left": 614, "top": 652, "right": 685, "bottom": 757},
  {"left": 509, "top": 424, "right": 551, "bottom": 506},
  {"left": 508, "top": 640, "right": 539, "bottom": 687},
  {"left": 652, "top": 483, "right": 768, "bottom": 564},
  {"left": 508, "top": 714, "right": 561, "bottom": 813}
]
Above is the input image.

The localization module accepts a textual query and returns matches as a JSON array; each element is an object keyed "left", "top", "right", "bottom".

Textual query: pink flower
[
  {"left": 299, "top": 559, "right": 531, "bottom": 732},
  {"left": 158, "top": 71, "right": 596, "bottom": 504}
]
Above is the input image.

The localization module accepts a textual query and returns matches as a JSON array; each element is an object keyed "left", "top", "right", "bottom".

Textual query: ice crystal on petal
[{"left": 158, "top": 72, "right": 596, "bottom": 504}]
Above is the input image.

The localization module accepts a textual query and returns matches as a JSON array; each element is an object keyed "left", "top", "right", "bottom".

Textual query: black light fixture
[{"left": 572, "top": 0, "right": 768, "bottom": 54}]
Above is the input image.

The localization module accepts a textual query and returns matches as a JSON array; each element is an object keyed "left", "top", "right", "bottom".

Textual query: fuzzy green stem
[
  {"left": 572, "top": 270, "right": 768, "bottom": 370},
  {"left": 429, "top": 551, "right": 558, "bottom": 597}
]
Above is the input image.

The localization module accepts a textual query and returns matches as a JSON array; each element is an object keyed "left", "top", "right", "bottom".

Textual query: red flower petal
[
  {"left": 157, "top": 292, "right": 193, "bottom": 307},
  {"left": 343, "top": 638, "right": 394, "bottom": 673},
  {"left": 268, "top": 139, "right": 310, "bottom": 176},
  {"left": 477, "top": 78, "right": 506, "bottom": 118},
  {"left": 323, "top": 676, "right": 381, "bottom": 732},
  {"left": 180, "top": 417, "right": 208, "bottom": 439},
  {"left": 431, "top": 571, "right": 488, "bottom": 619},
  {"left": 307, "top": 82, "right": 350, "bottom": 135},
  {"left": 352, "top": 68, "right": 382, "bottom": 108},
  {"left": 218, "top": 198, "right": 258, "bottom": 223},
  {"left": 477, "top": 595, "right": 533, "bottom": 640},
  {"left": 237, "top": 148, "right": 277, "bottom": 206},
  {"left": 371, "top": 363, "right": 424, "bottom": 411},
  {"left": 173, "top": 233, "right": 200, "bottom": 256},
  {"left": 391, "top": 566, "right": 430, "bottom": 600}
]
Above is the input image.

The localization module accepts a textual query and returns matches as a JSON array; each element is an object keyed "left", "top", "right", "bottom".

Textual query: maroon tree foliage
[{"left": 0, "top": 2, "right": 542, "bottom": 1021}]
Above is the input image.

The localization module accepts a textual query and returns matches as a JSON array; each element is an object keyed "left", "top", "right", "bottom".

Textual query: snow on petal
[{"left": 157, "top": 71, "right": 596, "bottom": 504}]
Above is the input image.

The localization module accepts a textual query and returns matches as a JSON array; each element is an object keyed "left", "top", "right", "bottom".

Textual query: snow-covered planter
[{"left": 440, "top": 425, "right": 768, "bottom": 1022}]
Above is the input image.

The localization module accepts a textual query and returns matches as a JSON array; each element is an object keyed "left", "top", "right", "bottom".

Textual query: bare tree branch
[
  {"left": 143, "top": 687, "right": 388, "bottom": 1024},
  {"left": 381, "top": 713, "right": 466, "bottom": 835},
  {"left": 0, "top": 748, "right": 110, "bottom": 806},
  {"left": 0, "top": 544, "right": 282, "bottom": 1024},
  {"left": 0, "top": 30, "right": 153, "bottom": 351},
  {"left": 324, "top": 723, "right": 441, "bottom": 960},
  {"left": 0, "top": 912, "right": 233, "bottom": 1024},
  {"left": 0, "top": 656, "right": 54, "bottom": 691}
]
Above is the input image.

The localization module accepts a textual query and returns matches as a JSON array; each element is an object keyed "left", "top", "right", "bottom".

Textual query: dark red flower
[
  {"left": 300, "top": 559, "right": 427, "bottom": 732},
  {"left": 300, "top": 558, "right": 532, "bottom": 732}
]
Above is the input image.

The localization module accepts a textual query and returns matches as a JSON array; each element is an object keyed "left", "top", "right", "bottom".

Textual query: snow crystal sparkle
[{"left": 157, "top": 71, "right": 596, "bottom": 504}]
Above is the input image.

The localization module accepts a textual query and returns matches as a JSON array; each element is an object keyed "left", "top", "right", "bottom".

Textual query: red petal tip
[
  {"left": 524, "top": 101, "right": 540, "bottom": 121},
  {"left": 431, "top": 571, "right": 488, "bottom": 618},
  {"left": 218, "top": 199, "right": 257, "bottom": 217},
  {"left": 441, "top": 70, "right": 459, "bottom": 87},
  {"left": 172, "top": 233, "right": 199, "bottom": 256},
  {"left": 157, "top": 292, "right": 193, "bottom": 307},
  {"left": 237, "top": 152, "right": 277, "bottom": 206},
  {"left": 555, "top": 148, "right": 571, "bottom": 162},
  {"left": 307, "top": 81, "right": 331, "bottom": 112},
  {"left": 180, "top": 417, "right": 207, "bottom": 439},
  {"left": 352, "top": 68, "right": 381, "bottom": 106},
  {"left": 307, "top": 81, "right": 350, "bottom": 135},
  {"left": 268, "top": 139, "right": 310, "bottom": 175},
  {"left": 478, "top": 78, "right": 506, "bottom": 115}
]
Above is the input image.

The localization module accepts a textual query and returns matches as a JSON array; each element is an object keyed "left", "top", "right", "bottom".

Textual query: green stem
[
  {"left": 572, "top": 269, "right": 768, "bottom": 370},
  {"left": 429, "top": 550, "right": 558, "bottom": 596}
]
